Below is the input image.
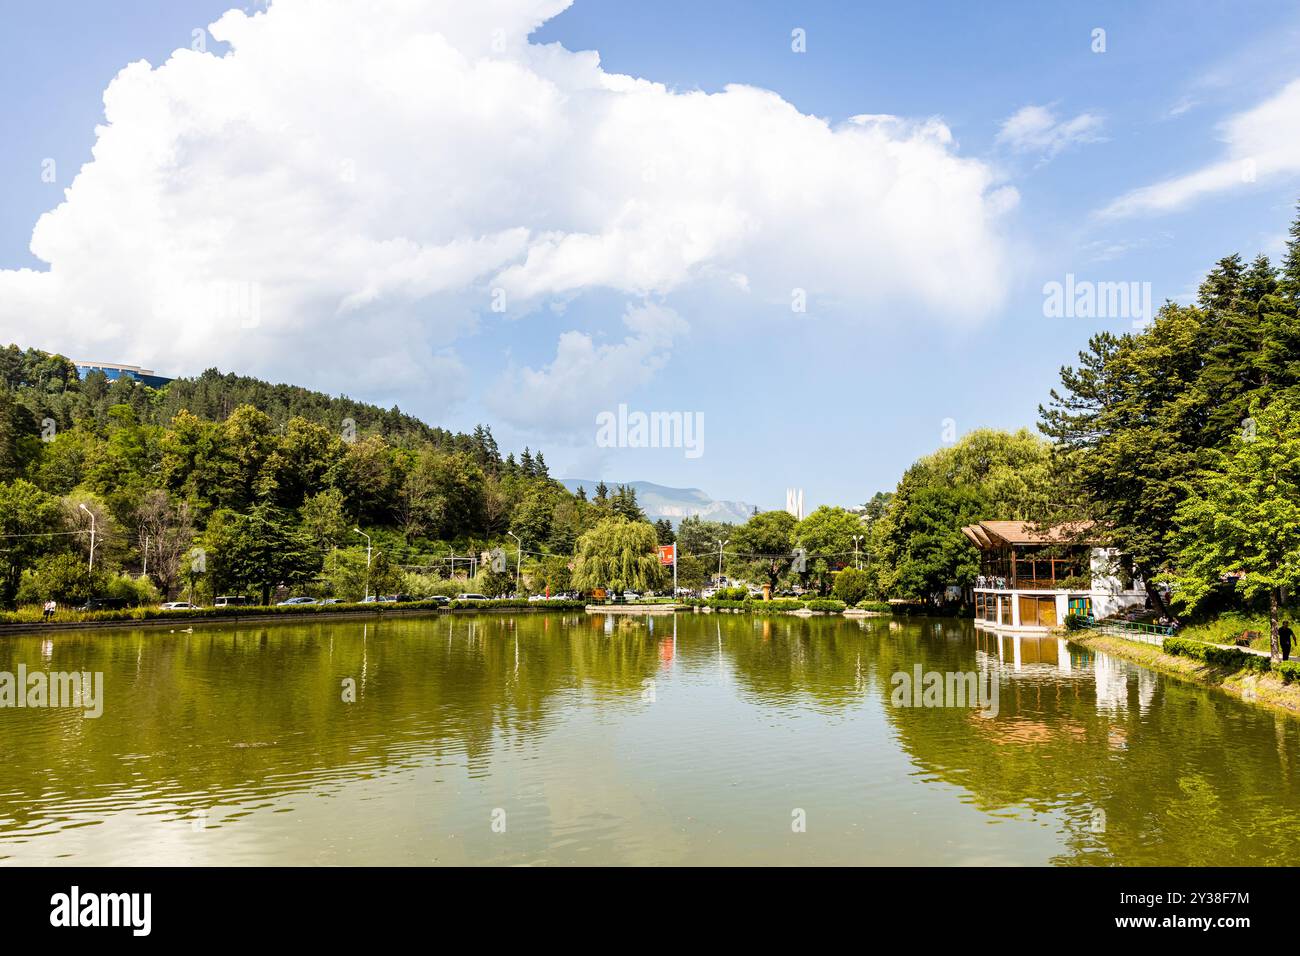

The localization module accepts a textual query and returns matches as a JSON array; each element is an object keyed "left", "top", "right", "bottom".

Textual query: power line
[{"left": 0, "top": 529, "right": 91, "bottom": 539}]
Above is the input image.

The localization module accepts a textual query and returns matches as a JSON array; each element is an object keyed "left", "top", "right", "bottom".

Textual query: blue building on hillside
[{"left": 74, "top": 361, "right": 173, "bottom": 389}]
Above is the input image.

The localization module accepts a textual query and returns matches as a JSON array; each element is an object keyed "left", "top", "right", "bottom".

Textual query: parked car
[
  {"left": 360, "top": 595, "right": 381, "bottom": 603},
  {"left": 455, "top": 593, "right": 489, "bottom": 601},
  {"left": 623, "top": 591, "right": 641, "bottom": 602},
  {"left": 277, "top": 597, "right": 317, "bottom": 606},
  {"left": 159, "top": 601, "right": 200, "bottom": 610},
  {"left": 77, "top": 598, "right": 129, "bottom": 612},
  {"left": 317, "top": 598, "right": 342, "bottom": 605},
  {"left": 421, "top": 595, "right": 452, "bottom": 605},
  {"left": 214, "top": 595, "right": 253, "bottom": 607}
]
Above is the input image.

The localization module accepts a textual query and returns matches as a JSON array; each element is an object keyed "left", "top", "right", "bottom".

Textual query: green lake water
[{"left": 0, "top": 611, "right": 1296, "bottom": 866}]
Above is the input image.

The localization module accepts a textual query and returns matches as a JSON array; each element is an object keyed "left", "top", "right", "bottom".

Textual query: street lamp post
[
  {"left": 79, "top": 503, "right": 96, "bottom": 573},
  {"left": 717, "top": 539, "right": 729, "bottom": 582},
  {"left": 507, "top": 531, "right": 522, "bottom": 595},
  {"left": 355, "top": 527, "right": 372, "bottom": 601},
  {"left": 852, "top": 535, "right": 863, "bottom": 570}
]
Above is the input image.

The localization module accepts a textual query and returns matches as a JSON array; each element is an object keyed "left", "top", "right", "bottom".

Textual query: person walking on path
[{"left": 1280, "top": 620, "right": 1295, "bottom": 662}]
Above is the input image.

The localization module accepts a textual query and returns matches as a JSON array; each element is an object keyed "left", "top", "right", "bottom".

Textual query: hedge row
[
  {"left": 0, "top": 598, "right": 585, "bottom": 627},
  {"left": 679, "top": 596, "right": 852, "bottom": 613},
  {"left": 1163, "top": 637, "right": 1300, "bottom": 683}
]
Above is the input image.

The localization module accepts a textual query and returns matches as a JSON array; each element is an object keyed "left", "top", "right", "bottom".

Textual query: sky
[{"left": 2, "top": 0, "right": 1299, "bottom": 512}]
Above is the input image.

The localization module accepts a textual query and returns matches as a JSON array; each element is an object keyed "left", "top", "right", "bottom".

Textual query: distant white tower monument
[{"left": 785, "top": 487, "right": 804, "bottom": 521}]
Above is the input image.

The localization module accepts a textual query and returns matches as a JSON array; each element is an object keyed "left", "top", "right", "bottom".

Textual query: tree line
[{"left": 0, "top": 350, "right": 656, "bottom": 606}]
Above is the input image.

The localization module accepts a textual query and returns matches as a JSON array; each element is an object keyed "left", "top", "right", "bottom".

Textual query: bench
[{"left": 1235, "top": 630, "right": 1262, "bottom": 648}]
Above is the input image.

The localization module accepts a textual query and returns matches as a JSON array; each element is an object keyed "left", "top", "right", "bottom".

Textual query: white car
[
  {"left": 159, "top": 601, "right": 199, "bottom": 610},
  {"left": 456, "top": 593, "right": 489, "bottom": 601}
]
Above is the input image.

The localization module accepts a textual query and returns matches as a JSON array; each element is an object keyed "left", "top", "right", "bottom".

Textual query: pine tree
[
  {"left": 1281, "top": 201, "right": 1300, "bottom": 296},
  {"left": 1197, "top": 253, "right": 1245, "bottom": 313}
]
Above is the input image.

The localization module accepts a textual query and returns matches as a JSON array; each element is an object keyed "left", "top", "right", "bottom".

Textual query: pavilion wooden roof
[{"left": 960, "top": 520, "right": 1096, "bottom": 549}]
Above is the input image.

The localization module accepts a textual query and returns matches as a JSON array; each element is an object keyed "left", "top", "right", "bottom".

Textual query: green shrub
[
  {"left": 763, "top": 598, "right": 806, "bottom": 611},
  {"left": 1163, "top": 637, "right": 1210, "bottom": 660},
  {"left": 832, "top": 568, "right": 873, "bottom": 607},
  {"left": 804, "top": 598, "right": 847, "bottom": 613},
  {"left": 855, "top": 600, "right": 892, "bottom": 613},
  {"left": 706, "top": 598, "right": 749, "bottom": 610},
  {"left": 1064, "top": 612, "right": 1090, "bottom": 631},
  {"left": 1276, "top": 661, "right": 1300, "bottom": 684},
  {"left": 1205, "top": 645, "right": 1269, "bottom": 672},
  {"left": 1164, "top": 637, "right": 1274, "bottom": 673}
]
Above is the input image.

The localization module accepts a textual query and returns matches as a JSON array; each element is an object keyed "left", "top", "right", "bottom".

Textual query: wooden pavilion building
[{"left": 961, "top": 520, "right": 1147, "bottom": 632}]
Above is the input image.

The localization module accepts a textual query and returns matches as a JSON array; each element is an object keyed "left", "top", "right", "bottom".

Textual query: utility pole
[
  {"left": 355, "top": 527, "right": 372, "bottom": 600},
  {"left": 79, "top": 503, "right": 96, "bottom": 573},
  {"left": 507, "top": 531, "right": 522, "bottom": 594},
  {"left": 142, "top": 534, "right": 150, "bottom": 578}
]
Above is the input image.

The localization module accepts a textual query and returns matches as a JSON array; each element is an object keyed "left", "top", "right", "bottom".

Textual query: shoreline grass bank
[
  {"left": 0, "top": 598, "right": 586, "bottom": 636},
  {"left": 1072, "top": 632, "right": 1300, "bottom": 717}
]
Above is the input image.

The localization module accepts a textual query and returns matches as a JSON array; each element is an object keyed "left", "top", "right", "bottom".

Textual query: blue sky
[{"left": 3, "top": 0, "right": 1300, "bottom": 512}]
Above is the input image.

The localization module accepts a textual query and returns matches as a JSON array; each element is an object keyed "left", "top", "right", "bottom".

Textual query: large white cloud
[
  {"left": 1100, "top": 78, "right": 1300, "bottom": 219},
  {"left": 0, "top": 0, "right": 1017, "bottom": 414}
]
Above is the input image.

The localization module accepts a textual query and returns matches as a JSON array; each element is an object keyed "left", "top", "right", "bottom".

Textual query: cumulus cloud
[
  {"left": 1100, "top": 78, "right": 1300, "bottom": 219},
  {"left": 486, "top": 302, "right": 685, "bottom": 431},
  {"left": 996, "top": 104, "right": 1104, "bottom": 160},
  {"left": 0, "top": 0, "right": 1016, "bottom": 415}
]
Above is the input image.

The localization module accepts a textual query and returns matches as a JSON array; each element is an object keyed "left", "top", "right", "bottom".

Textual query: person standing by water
[
  {"left": 42, "top": 599, "right": 56, "bottom": 623},
  {"left": 1280, "top": 620, "right": 1295, "bottom": 662}
]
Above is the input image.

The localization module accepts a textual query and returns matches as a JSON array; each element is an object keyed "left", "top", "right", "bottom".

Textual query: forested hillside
[{"left": 0, "top": 347, "right": 651, "bottom": 606}]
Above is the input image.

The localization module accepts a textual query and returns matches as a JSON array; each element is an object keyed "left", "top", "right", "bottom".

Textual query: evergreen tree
[{"left": 1174, "top": 395, "right": 1300, "bottom": 661}]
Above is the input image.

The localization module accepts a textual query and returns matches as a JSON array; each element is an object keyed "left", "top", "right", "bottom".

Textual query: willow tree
[
  {"left": 1173, "top": 395, "right": 1300, "bottom": 662},
  {"left": 571, "top": 516, "right": 662, "bottom": 595}
]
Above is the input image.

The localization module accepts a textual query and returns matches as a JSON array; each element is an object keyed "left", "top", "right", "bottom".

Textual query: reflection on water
[{"left": 0, "top": 613, "right": 1296, "bottom": 865}]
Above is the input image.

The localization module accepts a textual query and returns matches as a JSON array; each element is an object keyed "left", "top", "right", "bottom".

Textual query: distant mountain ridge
[{"left": 558, "top": 479, "right": 756, "bottom": 526}]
